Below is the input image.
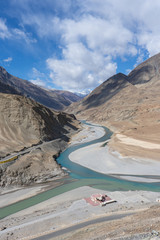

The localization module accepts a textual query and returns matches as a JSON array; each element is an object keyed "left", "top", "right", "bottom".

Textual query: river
[{"left": 0, "top": 122, "right": 160, "bottom": 219}]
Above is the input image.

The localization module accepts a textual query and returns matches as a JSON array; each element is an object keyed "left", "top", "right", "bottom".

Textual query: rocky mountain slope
[
  {"left": 67, "top": 53, "right": 160, "bottom": 160},
  {"left": 0, "top": 66, "right": 82, "bottom": 110},
  {"left": 0, "top": 81, "right": 21, "bottom": 95},
  {"left": 0, "top": 93, "right": 80, "bottom": 186}
]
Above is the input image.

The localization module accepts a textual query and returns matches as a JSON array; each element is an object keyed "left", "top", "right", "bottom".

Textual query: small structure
[{"left": 85, "top": 193, "right": 116, "bottom": 206}]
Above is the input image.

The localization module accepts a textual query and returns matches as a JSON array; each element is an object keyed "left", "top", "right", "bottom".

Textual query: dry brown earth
[
  {"left": 67, "top": 53, "right": 160, "bottom": 160},
  {"left": 0, "top": 93, "right": 80, "bottom": 186},
  {"left": 0, "top": 66, "right": 82, "bottom": 110},
  {"left": 60, "top": 205, "right": 160, "bottom": 240}
]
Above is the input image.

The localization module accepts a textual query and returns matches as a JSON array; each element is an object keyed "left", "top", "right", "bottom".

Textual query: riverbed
[
  {"left": 0, "top": 121, "right": 160, "bottom": 221},
  {"left": 57, "top": 121, "right": 160, "bottom": 186}
]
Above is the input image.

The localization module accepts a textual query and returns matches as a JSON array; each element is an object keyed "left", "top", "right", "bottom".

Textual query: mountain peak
[
  {"left": 114, "top": 72, "right": 127, "bottom": 78},
  {"left": 0, "top": 67, "right": 82, "bottom": 110},
  {"left": 0, "top": 66, "right": 7, "bottom": 74},
  {"left": 128, "top": 52, "right": 160, "bottom": 85}
]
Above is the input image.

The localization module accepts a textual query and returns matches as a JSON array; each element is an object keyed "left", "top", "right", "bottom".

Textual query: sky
[{"left": 0, "top": 0, "right": 160, "bottom": 94}]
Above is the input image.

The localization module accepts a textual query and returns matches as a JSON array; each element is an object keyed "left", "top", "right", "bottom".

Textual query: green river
[{"left": 0, "top": 122, "right": 160, "bottom": 219}]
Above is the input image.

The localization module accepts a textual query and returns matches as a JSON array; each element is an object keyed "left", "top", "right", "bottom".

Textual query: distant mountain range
[
  {"left": 67, "top": 53, "right": 160, "bottom": 160},
  {"left": 0, "top": 66, "right": 82, "bottom": 110}
]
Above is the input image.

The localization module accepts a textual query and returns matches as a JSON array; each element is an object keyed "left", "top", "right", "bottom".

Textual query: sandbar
[{"left": 69, "top": 123, "right": 160, "bottom": 182}]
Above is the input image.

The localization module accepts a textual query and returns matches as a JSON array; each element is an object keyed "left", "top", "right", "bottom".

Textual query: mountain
[
  {"left": 67, "top": 53, "right": 160, "bottom": 160},
  {"left": 0, "top": 66, "right": 82, "bottom": 110},
  {"left": 0, "top": 81, "right": 21, "bottom": 95},
  {"left": 0, "top": 93, "right": 79, "bottom": 186},
  {"left": 128, "top": 53, "right": 160, "bottom": 85},
  {"left": 79, "top": 73, "right": 130, "bottom": 109},
  {"left": 46, "top": 89, "right": 82, "bottom": 105}
]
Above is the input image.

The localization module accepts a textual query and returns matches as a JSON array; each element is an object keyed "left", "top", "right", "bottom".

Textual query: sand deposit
[
  {"left": 0, "top": 186, "right": 160, "bottom": 240},
  {"left": 0, "top": 122, "right": 160, "bottom": 240},
  {"left": 69, "top": 124, "right": 160, "bottom": 182}
]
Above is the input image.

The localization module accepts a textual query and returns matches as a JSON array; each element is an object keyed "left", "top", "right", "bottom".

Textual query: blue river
[
  {"left": 57, "top": 122, "right": 160, "bottom": 192},
  {"left": 0, "top": 122, "right": 159, "bottom": 219}
]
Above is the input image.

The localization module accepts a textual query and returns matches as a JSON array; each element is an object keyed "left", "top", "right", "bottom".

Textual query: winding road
[
  {"left": 0, "top": 139, "right": 59, "bottom": 164},
  {"left": 31, "top": 213, "right": 132, "bottom": 240}
]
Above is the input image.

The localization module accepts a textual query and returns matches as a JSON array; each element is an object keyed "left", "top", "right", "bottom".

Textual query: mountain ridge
[
  {"left": 0, "top": 93, "right": 80, "bottom": 187},
  {"left": 0, "top": 66, "right": 82, "bottom": 110},
  {"left": 67, "top": 52, "right": 160, "bottom": 160}
]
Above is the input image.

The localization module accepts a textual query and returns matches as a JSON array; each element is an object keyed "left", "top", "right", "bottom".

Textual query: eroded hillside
[
  {"left": 67, "top": 53, "right": 160, "bottom": 160},
  {"left": 0, "top": 93, "right": 80, "bottom": 186}
]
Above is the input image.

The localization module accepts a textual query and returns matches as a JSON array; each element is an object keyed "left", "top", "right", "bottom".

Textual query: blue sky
[{"left": 0, "top": 0, "right": 160, "bottom": 94}]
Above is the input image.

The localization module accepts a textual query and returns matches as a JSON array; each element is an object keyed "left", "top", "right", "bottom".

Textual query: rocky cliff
[{"left": 0, "top": 93, "right": 80, "bottom": 187}]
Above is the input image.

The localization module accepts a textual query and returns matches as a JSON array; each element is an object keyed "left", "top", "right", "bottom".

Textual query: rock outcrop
[{"left": 0, "top": 93, "right": 80, "bottom": 187}]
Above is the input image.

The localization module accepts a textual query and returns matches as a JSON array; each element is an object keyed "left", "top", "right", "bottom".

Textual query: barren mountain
[
  {"left": 0, "top": 67, "right": 82, "bottom": 110},
  {"left": 0, "top": 81, "right": 21, "bottom": 95},
  {"left": 0, "top": 93, "right": 79, "bottom": 186},
  {"left": 67, "top": 53, "right": 160, "bottom": 160}
]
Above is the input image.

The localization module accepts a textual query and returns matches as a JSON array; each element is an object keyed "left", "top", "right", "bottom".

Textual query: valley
[
  {"left": 1, "top": 53, "right": 160, "bottom": 239},
  {"left": 0, "top": 122, "right": 160, "bottom": 240},
  {"left": 67, "top": 53, "right": 160, "bottom": 162},
  {"left": 0, "top": 93, "right": 80, "bottom": 187}
]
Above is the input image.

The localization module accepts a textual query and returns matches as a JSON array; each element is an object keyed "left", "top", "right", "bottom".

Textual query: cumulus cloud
[
  {"left": 12, "top": 28, "right": 36, "bottom": 43},
  {"left": 31, "top": 67, "right": 46, "bottom": 79},
  {"left": 0, "top": 18, "right": 11, "bottom": 39},
  {"left": 0, "top": 17, "right": 36, "bottom": 43},
  {"left": 81, "top": 0, "right": 160, "bottom": 57},
  {"left": 29, "top": 67, "right": 49, "bottom": 88},
  {"left": 58, "top": 15, "right": 136, "bottom": 57},
  {"left": 45, "top": 13, "right": 136, "bottom": 91},
  {"left": 3, "top": 57, "right": 13, "bottom": 63},
  {"left": 47, "top": 42, "right": 117, "bottom": 92},
  {"left": 42, "top": 1, "right": 147, "bottom": 91},
  {"left": 6, "top": 0, "right": 160, "bottom": 92},
  {"left": 30, "top": 78, "right": 46, "bottom": 87}
]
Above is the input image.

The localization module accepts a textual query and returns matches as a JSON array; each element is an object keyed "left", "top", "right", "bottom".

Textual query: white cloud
[
  {"left": 30, "top": 78, "right": 46, "bottom": 87},
  {"left": 3, "top": 57, "right": 13, "bottom": 63},
  {"left": 133, "top": 51, "right": 146, "bottom": 69},
  {"left": 126, "top": 69, "right": 132, "bottom": 75},
  {"left": 9, "top": 0, "right": 73, "bottom": 39},
  {"left": 12, "top": 28, "right": 37, "bottom": 43},
  {"left": 31, "top": 67, "right": 46, "bottom": 79},
  {"left": 47, "top": 42, "right": 117, "bottom": 92},
  {"left": 58, "top": 15, "right": 136, "bottom": 57},
  {"left": 6, "top": 0, "right": 160, "bottom": 92},
  {"left": 80, "top": 0, "right": 160, "bottom": 57},
  {"left": 46, "top": 13, "right": 135, "bottom": 91},
  {"left": 0, "top": 17, "right": 36, "bottom": 44},
  {"left": 29, "top": 67, "right": 49, "bottom": 88},
  {"left": 0, "top": 18, "right": 11, "bottom": 39}
]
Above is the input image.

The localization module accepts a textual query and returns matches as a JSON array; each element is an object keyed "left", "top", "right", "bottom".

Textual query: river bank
[
  {"left": 0, "top": 122, "right": 106, "bottom": 205},
  {"left": 69, "top": 123, "right": 160, "bottom": 183},
  {"left": 0, "top": 122, "right": 160, "bottom": 239},
  {"left": 0, "top": 186, "right": 160, "bottom": 240}
]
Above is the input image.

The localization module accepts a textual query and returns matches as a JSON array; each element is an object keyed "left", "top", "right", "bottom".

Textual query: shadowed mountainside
[
  {"left": 81, "top": 73, "right": 129, "bottom": 109},
  {"left": 0, "top": 93, "right": 80, "bottom": 186},
  {"left": 0, "top": 93, "right": 79, "bottom": 157},
  {"left": 0, "top": 81, "right": 22, "bottom": 95},
  {"left": 0, "top": 67, "right": 82, "bottom": 110},
  {"left": 128, "top": 53, "right": 160, "bottom": 85},
  {"left": 67, "top": 53, "right": 160, "bottom": 160}
]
